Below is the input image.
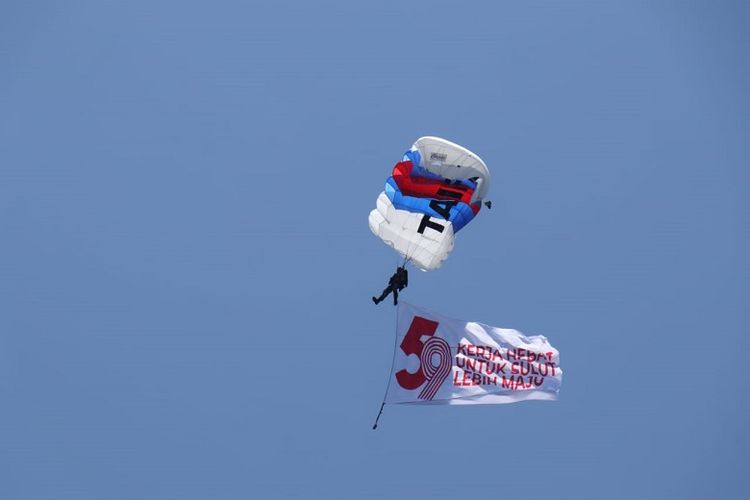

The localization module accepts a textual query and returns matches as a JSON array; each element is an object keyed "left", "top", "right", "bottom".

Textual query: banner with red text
[{"left": 385, "top": 303, "right": 562, "bottom": 405}]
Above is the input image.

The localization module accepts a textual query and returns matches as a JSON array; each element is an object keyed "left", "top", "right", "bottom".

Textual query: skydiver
[{"left": 372, "top": 266, "right": 408, "bottom": 306}]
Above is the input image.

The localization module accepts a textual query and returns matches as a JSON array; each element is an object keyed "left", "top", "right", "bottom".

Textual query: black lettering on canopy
[
  {"left": 429, "top": 199, "right": 457, "bottom": 220},
  {"left": 436, "top": 188, "right": 463, "bottom": 200},
  {"left": 417, "top": 215, "right": 445, "bottom": 234},
  {"left": 442, "top": 179, "right": 469, "bottom": 191}
]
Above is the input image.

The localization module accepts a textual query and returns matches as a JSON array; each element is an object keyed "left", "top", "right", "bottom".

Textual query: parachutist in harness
[{"left": 372, "top": 266, "right": 408, "bottom": 305}]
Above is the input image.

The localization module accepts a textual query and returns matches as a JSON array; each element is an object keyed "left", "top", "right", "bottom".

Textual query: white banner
[{"left": 385, "top": 303, "right": 562, "bottom": 405}]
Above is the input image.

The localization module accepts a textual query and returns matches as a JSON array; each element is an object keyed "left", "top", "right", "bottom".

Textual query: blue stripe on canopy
[{"left": 384, "top": 177, "right": 476, "bottom": 232}]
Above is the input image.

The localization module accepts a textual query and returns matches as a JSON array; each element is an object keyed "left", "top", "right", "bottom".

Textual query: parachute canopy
[{"left": 369, "top": 137, "right": 490, "bottom": 271}]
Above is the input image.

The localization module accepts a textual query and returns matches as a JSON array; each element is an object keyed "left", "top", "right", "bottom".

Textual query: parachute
[{"left": 368, "top": 137, "right": 490, "bottom": 271}]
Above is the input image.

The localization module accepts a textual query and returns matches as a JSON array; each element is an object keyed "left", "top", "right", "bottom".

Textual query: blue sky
[{"left": 1, "top": 1, "right": 748, "bottom": 498}]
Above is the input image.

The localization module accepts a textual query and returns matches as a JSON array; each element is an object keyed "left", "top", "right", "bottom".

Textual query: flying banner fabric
[{"left": 385, "top": 303, "right": 562, "bottom": 405}]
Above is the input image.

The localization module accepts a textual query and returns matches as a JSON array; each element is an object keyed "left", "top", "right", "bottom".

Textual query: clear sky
[{"left": 1, "top": 1, "right": 748, "bottom": 499}]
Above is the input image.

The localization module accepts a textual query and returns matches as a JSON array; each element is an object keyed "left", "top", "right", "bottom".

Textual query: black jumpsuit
[{"left": 373, "top": 267, "right": 408, "bottom": 305}]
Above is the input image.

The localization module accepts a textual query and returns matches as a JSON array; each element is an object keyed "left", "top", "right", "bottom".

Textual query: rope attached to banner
[
  {"left": 372, "top": 401, "right": 386, "bottom": 430},
  {"left": 372, "top": 303, "right": 403, "bottom": 430}
]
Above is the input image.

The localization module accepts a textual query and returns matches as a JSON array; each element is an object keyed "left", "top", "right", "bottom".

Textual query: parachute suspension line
[
  {"left": 391, "top": 252, "right": 406, "bottom": 275},
  {"left": 373, "top": 304, "right": 401, "bottom": 430},
  {"left": 403, "top": 223, "right": 420, "bottom": 269}
]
